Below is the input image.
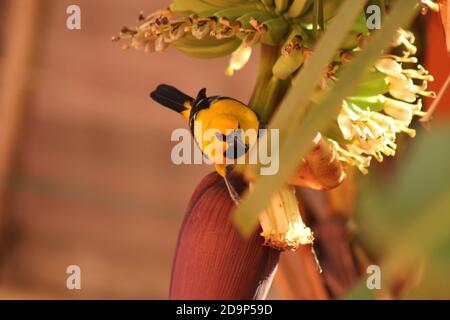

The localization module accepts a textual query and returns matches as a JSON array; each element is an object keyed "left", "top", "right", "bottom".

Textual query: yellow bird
[{"left": 150, "top": 84, "right": 260, "bottom": 203}]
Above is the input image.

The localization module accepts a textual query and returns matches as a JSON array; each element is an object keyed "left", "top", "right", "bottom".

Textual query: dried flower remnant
[
  {"left": 291, "top": 133, "right": 346, "bottom": 190},
  {"left": 112, "top": 7, "right": 267, "bottom": 60},
  {"left": 258, "top": 185, "right": 314, "bottom": 251}
]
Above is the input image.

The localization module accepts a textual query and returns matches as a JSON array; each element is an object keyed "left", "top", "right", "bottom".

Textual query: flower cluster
[{"left": 331, "top": 29, "right": 435, "bottom": 174}]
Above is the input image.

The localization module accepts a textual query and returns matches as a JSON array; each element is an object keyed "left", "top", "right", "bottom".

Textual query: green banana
[
  {"left": 337, "top": 12, "right": 369, "bottom": 49},
  {"left": 260, "top": 17, "right": 289, "bottom": 45},
  {"left": 170, "top": 0, "right": 218, "bottom": 14},
  {"left": 260, "top": 0, "right": 275, "bottom": 9},
  {"left": 201, "top": 0, "right": 263, "bottom": 10},
  {"left": 201, "top": 0, "right": 242, "bottom": 5},
  {"left": 212, "top": 7, "right": 255, "bottom": 20},
  {"left": 273, "top": 51, "right": 304, "bottom": 80},
  {"left": 351, "top": 11, "right": 369, "bottom": 35},
  {"left": 351, "top": 71, "right": 389, "bottom": 97},
  {"left": 197, "top": 8, "right": 224, "bottom": 18},
  {"left": 346, "top": 95, "right": 386, "bottom": 112},
  {"left": 301, "top": 0, "right": 344, "bottom": 24},
  {"left": 285, "top": 0, "right": 312, "bottom": 18},
  {"left": 171, "top": 0, "right": 262, "bottom": 15},
  {"left": 272, "top": 25, "right": 305, "bottom": 79},
  {"left": 174, "top": 36, "right": 241, "bottom": 59},
  {"left": 275, "top": 0, "right": 291, "bottom": 15}
]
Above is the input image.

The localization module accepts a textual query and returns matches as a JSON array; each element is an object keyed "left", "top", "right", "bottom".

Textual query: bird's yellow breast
[{"left": 192, "top": 98, "right": 259, "bottom": 169}]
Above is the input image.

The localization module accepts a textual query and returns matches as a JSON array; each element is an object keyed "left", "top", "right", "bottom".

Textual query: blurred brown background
[
  {"left": 0, "top": 0, "right": 259, "bottom": 299},
  {"left": 1, "top": 0, "right": 449, "bottom": 300}
]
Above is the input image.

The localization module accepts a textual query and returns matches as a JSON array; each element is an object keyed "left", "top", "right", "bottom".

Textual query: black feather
[
  {"left": 196, "top": 88, "right": 207, "bottom": 102},
  {"left": 157, "top": 84, "right": 194, "bottom": 103},
  {"left": 150, "top": 84, "right": 194, "bottom": 114}
]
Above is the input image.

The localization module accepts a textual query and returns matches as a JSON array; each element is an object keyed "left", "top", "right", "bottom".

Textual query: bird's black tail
[{"left": 150, "top": 84, "right": 194, "bottom": 114}]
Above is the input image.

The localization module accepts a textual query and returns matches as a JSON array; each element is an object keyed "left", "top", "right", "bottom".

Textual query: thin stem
[
  {"left": 313, "top": 0, "right": 324, "bottom": 38},
  {"left": 379, "top": 0, "right": 386, "bottom": 16},
  {"left": 313, "top": 0, "right": 318, "bottom": 38},
  {"left": 420, "top": 74, "right": 450, "bottom": 123},
  {"left": 318, "top": 0, "right": 324, "bottom": 32}
]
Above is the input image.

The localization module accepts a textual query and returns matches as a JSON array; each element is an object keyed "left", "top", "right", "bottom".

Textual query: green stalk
[
  {"left": 249, "top": 44, "right": 289, "bottom": 124},
  {"left": 313, "top": 0, "right": 318, "bottom": 38},
  {"left": 318, "top": 0, "right": 324, "bottom": 32},
  {"left": 248, "top": 45, "right": 277, "bottom": 113},
  {"left": 258, "top": 76, "right": 290, "bottom": 124},
  {"left": 235, "top": 44, "right": 289, "bottom": 175}
]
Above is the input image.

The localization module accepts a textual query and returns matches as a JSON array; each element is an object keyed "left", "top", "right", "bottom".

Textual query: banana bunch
[
  {"left": 299, "top": 0, "right": 344, "bottom": 24},
  {"left": 174, "top": 35, "right": 241, "bottom": 59},
  {"left": 194, "top": 6, "right": 290, "bottom": 46},
  {"left": 114, "top": 0, "right": 365, "bottom": 63},
  {"left": 337, "top": 12, "right": 369, "bottom": 50},
  {"left": 169, "top": 0, "right": 364, "bottom": 68},
  {"left": 259, "top": 0, "right": 314, "bottom": 18},
  {"left": 259, "top": 0, "right": 344, "bottom": 21},
  {"left": 113, "top": 2, "right": 296, "bottom": 59},
  {"left": 170, "top": 0, "right": 264, "bottom": 15}
]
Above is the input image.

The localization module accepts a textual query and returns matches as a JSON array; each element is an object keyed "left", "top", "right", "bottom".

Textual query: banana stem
[
  {"left": 249, "top": 45, "right": 278, "bottom": 112},
  {"left": 258, "top": 76, "right": 290, "bottom": 124},
  {"left": 236, "top": 44, "right": 288, "bottom": 175},
  {"left": 249, "top": 44, "right": 290, "bottom": 124}
]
